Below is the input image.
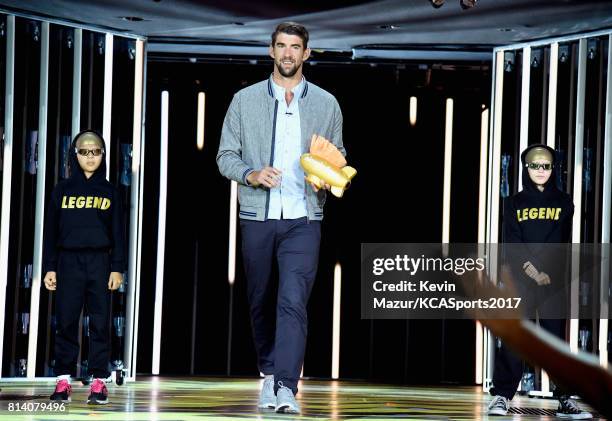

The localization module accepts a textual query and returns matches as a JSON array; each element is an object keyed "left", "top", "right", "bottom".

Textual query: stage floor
[{"left": 0, "top": 377, "right": 603, "bottom": 420}]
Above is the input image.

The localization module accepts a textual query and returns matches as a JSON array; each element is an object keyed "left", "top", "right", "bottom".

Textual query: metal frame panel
[
  {"left": 569, "top": 39, "right": 587, "bottom": 354},
  {"left": 27, "top": 20, "right": 49, "bottom": 379},
  {"left": 72, "top": 28, "right": 82, "bottom": 138},
  {"left": 494, "top": 28, "right": 612, "bottom": 52},
  {"left": 0, "top": 8, "right": 145, "bottom": 40},
  {"left": 0, "top": 13, "right": 146, "bottom": 382},
  {"left": 547, "top": 43, "right": 559, "bottom": 149},
  {"left": 124, "top": 39, "right": 146, "bottom": 381},
  {"left": 483, "top": 50, "right": 505, "bottom": 391},
  {"left": 0, "top": 14, "right": 15, "bottom": 377},
  {"left": 599, "top": 34, "right": 612, "bottom": 367},
  {"left": 519, "top": 47, "right": 531, "bottom": 191},
  {"left": 486, "top": 31, "right": 612, "bottom": 392}
]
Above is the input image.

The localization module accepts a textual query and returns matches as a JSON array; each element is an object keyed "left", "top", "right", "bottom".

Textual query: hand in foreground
[
  {"left": 44, "top": 271, "right": 56, "bottom": 291},
  {"left": 247, "top": 167, "right": 282, "bottom": 188}
]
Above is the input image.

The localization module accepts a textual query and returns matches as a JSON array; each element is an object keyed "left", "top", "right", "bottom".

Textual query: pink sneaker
[
  {"left": 50, "top": 378, "right": 71, "bottom": 402},
  {"left": 87, "top": 378, "right": 109, "bottom": 405}
]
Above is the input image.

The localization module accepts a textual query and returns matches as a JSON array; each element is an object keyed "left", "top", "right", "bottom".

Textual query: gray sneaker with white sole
[
  {"left": 258, "top": 375, "right": 276, "bottom": 409},
  {"left": 275, "top": 381, "right": 300, "bottom": 414}
]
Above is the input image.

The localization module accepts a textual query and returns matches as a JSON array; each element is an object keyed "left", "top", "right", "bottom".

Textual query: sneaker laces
[
  {"left": 277, "top": 381, "right": 292, "bottom": 394},
  {"left": 559, "top": 397, "right": 582, "bottom": 414},
  {"left": 55, "top": 379, "right": 71, "bottom": 394},
  {"left": 490, "top": 395, "right": 508, "bottom": 411},
  {"left": 262, "top": 376, "right": 274, "bottom": 392},
  {"left": 91, "top": 379, "right": 107, "bottom": 394}
]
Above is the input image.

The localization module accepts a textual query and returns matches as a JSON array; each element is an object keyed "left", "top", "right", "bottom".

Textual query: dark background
[{"left": 137, "top": 56, "right": 491, "bottom": 385}]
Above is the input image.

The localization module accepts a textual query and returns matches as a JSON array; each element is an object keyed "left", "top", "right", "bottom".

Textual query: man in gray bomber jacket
[{"left": 216, "top": 22, "right": 346, "bottom": 414}]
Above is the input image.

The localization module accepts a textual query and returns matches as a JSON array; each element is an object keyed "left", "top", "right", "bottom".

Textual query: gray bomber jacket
[{"left": 216, "top": 77, "right": 346, "bottom": 221}]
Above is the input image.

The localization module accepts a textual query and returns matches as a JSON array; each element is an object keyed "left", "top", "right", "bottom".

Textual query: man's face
[
  {"left": 76, "top": 138, "right": 104, "bottom": 173},
  {"left": 269, "top": 32, "right": 310, "bottom": 78},
  {"left": 527, "top": 159, "right": 553, "bottom": 186}
]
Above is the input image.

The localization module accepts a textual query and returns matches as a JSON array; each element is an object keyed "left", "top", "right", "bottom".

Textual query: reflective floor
[{"left": 0, "top": 377, "right": 603, "bottom": 420}]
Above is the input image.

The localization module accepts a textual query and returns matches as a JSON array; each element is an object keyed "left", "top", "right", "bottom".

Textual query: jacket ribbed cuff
[{"left": 242, "top": 168, "right": 254, "bottom": 185}]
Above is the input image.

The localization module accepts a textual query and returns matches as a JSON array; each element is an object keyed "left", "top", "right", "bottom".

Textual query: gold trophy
[{"left": 300, "top": 135, "right": 356, "bottom": 198}]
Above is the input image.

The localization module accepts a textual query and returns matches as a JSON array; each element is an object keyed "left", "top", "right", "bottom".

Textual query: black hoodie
[
  {"left": 42, "top": 131, "right": 126, "bottom": 274},
  {"left": 502, "top": 144, "right": 574, "bottom": 291},
  {"left": 503, "top": 144, "right": 574, "bottom": 244}
]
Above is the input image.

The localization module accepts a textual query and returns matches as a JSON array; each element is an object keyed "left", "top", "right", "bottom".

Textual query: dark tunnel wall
[{"left": 137, "top": 57, "right": 490, "bottom": 385}]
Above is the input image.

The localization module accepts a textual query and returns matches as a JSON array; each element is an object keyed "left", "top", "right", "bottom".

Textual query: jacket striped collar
[{"left": 267, "top": 75, "right": 309, "bottom": 99}]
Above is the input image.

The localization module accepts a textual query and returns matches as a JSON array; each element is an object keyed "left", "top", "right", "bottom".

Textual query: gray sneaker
[
  {"left": 258, "top": 375, "right": 276, "bottom": 409},
  {"left": 487, "top": 395, "right": 509, "bottom": 416},
  {"left": 556, "top": 397, "right": 593, "bottom": 419},
  {"left": 275, "top": 381, "right": 300, "bottom": 414}
]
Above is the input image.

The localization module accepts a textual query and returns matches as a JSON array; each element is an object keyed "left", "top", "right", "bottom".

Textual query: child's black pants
[{"left": 54, "top": 250, "right": 111, "bottom": 379}]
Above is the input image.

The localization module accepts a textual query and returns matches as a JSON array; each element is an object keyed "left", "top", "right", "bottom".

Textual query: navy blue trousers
[
  {"left": 240, "top": 217, "right": 321, "bottom": 395},
  {"left": 54, "top": 250, "right": 111, "bottom": 379}
]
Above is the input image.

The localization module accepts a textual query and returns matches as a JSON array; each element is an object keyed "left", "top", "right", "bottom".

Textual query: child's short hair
[{"left": 75, "top": 130, "right": 105, "bottom": 149}]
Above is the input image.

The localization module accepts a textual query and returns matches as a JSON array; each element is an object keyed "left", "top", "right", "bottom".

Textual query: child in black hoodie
[
  {"left": 43, "top": 130, "right": 125, "bottom": 405},
  {"left": 487, "top": 144, "right": 592, "bottom": 419}
]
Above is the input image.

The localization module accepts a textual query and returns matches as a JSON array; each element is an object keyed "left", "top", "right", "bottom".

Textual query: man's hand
[
  {"left": 108, "top": 272, "right": 123, "bottom": 290},
  {"left": 44, "top": 271, "right": 56, "bottom": 291},
  {"left": 305, "top": 176, "right": 330, "bottom": 192},
  {"left": 247, "top": 167, "right": 282, "bottom": 188}
]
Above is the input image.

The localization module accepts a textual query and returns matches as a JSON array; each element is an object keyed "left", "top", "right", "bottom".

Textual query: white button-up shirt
[{"left": 267, "top": 77, "right": 307, "bottom": 220}]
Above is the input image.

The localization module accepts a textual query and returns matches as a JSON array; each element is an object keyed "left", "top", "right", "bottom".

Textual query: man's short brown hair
[{"left": 271, "top": 22, "right": 309, "bottom": 49}]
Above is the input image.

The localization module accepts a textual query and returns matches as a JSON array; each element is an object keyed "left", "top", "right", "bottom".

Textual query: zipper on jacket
[{"left": 264, "top": 99, "right": 279, "bottom": 220}]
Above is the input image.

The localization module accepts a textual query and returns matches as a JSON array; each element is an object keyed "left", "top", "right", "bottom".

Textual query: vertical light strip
[
  {"left": 409, "top": 96, "right": 417, "bottom": 127},
  {"left": 483, "top": 51, "right": 504, "bottom": 392},
  {"left": 0, "top": 15, "right": 15, "bottom": 376},
  {"left": 478, "top": 107, "right": 490, "bottom": 243},
  {"left": 483, "top": 325, "right": 492, "bottom": 391},
  {"left": 226, "top": 180, "right": 238, "bottom": 375},
  {"left": 197, "top": 92, "right": 205, "bottom": 151},
  {"left": 541, "top": 372, "right": 550, "bottom": 395},
  {"left": 128, "top": 42, "right": 147, "bottom": 382},
  {"left": 476, "top": 106, "right": 489, "bottom": 385},
  {"left": 331, "top": 262, "right": 342, "bottom": 379},
  {"left": 519, "top": 47, "right": 531, "bottom": 191},
  {"left": 546, "top": 43, "right": 559, "bottom": 149},
  {"left": 102, "top": 33, "right": 114, "bottom": 179},
  {"left": 442, "top": 98, "right": 454, "bottom": 243},
  {"left": 490, "top": 51, "right": 505, "bottom": 245},
  {"left": 125, "top": 39, "right": 145, "bottom": 380},
  {"left": 599, "top": 34, "right": 612, "bottom": 368},
  {"left": 475, "top": 321, "right": 483, "bottom": 384},
  {"left": 71, "top": 28, "right": 82, "bottom": 138},
  {"left": 540, "top": 43, "right": 560, "bottom": 395},
  {"left": 228, "top": 181, "right": 237, "bottom": 285},
  {"left": 570, "top": 39, "right": 587, "bottom": 353},
  {"left": 27, "top": 21, "right": 50, "bottom": 379},
  {"left": 603, "top": 36, "right": 612, "bottom": 246},
  {"left": 152, "top": 90, "right": 169, "bottom": 375},
  {"left": 600, "top": 318, "right": 609, "bottom": 369}
]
